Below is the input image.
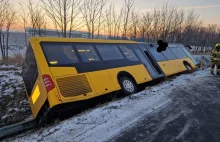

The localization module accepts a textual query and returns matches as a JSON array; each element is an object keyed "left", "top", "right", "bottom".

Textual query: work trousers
[{"left": 211, "top": 62, "right": 220, "bottom": 74}]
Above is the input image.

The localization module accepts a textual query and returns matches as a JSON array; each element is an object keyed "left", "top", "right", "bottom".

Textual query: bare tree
[
  {"left": 151, "top": 7, "right": 161, "bottom": 42},
  {"left": 129, "top": 11, "right": 139, "bottom": 40},
  {"left": 121, "top": 0, "right": 136, "bottom": 39},
  {"left": 18, "top": 0, "right": 47, "bottom": 48},
  {"left": 5, "top": 6, "right": 16, "bottom": 59},
  {"left": 138, "top": 12, "right": 153, "bottom": 43},
  {"left": 41, "top": 0, "right": 81, "bottom": 38},
  {"left": 113, "top": 7, "right": 123, "bottom": 39},
  {"left": 96, "top": 0, "right": 108, "bottom": 39},
  {"left": 0, "top": 0, "right": 9, "bottom": 59},
  {"left": 0, "top": 0, "right": 16, "bottom": 62},
  {"left": 169, "top": 10, "right": 185, "bottom": 43},
  {"left": 105, "top": 3, "right": 113, "bottom": 39},
  {"left": 28, "top": 0, "right": 47, "bottom": 36},
  {"left": 80, "top": 0, "right": 108, "bottom": 39},
  {"left": 18, "top": 2, "right": 28, "bottom": 47}
]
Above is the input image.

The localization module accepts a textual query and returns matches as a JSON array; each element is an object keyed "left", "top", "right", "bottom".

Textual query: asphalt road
[{"left": 111, "top": 75, "right": 220, "bottom": 142}]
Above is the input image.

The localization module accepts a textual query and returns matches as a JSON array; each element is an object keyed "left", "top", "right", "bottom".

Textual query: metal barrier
[{"left": 0, "top": 120, "right": 36, "bottom": 140}]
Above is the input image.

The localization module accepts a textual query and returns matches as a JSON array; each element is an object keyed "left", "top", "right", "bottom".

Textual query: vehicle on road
[{"left": 21, "top": 37, "right": 197, "bottom": 123}]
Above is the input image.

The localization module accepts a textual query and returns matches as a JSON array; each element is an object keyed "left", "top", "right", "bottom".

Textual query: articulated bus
[{"left": 22, "top": 37, "right": 197, "bottom": 121}]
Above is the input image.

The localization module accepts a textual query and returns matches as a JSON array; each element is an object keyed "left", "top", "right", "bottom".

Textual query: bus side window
[
  {"left": 96, "top": 44, "right": 124, "bottom": 61},
  {"left": 170, "top": 47, "right": 188, "bottom": 59},
  {"left": 119, "top": 45, "right": 139, "bottom": 61},
  {"left": 161, "top": 48, "right": 177, "bottom": 60},
  {"left": 148, "top": 48, "right": 167, "bottom": 62},
  {"left": 41, "top": 43, "right": 79, "bottom": 65},
  {"left": 75, "top": 44, "right": 100, "bottom": 62},
  {"left": 22, "top": 44, "right": 38, "bottom": 97}
]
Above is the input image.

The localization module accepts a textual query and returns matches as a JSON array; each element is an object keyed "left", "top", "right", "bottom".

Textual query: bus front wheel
[{"left": 119, "top": 77, "right": 137, "bottom": 95}]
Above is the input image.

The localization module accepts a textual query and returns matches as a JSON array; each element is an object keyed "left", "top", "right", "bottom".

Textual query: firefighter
[{"left": 211, "top": 43, "right": 220, "bottom": 74}]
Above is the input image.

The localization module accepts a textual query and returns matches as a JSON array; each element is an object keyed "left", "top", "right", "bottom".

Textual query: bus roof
[{"left": 30, "top": 37, "right": 138, "bottom": 44}]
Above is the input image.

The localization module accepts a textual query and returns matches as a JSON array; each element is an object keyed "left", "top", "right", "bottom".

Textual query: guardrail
[
  {"left": 0, "top": 120, "right": 36, "bottom": 140},
  {"left": 191, "top": 52, "right": 210, "bottom": 55}
]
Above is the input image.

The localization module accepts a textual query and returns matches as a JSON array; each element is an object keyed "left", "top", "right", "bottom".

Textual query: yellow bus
[
  {"left": 21, "top": 37, "right": 197, "bottom": 123},
  {"left": 140, "top": 43, "right": 197, "bottom": 76}
]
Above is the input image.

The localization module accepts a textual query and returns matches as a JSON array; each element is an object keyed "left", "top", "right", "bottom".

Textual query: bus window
[
  {"left": 96, "top": 44, "right": 124, "bottom": 61},
  {"left": 75, "top": 44, "right": 100, "bottom": 62},
  {"left": 148, "top": 48, "right": 167, "bottom": 62},
  {"left": 119, "top": 45, "right": 139, "bottom": 61},
  {"left": 139, "top": 44, "right": 147, "bottom": 51},
  {"left": 41, "top": 43, "right": 79, "bottom": 65},
  {"left": 170, "top": 47, "right": 188, "bottom": 59},
  {"left": 161, "top": 48, "right": 177, "bottom": 60},
  {"left": 22, "top": 44, "right": 38, "bottom": 97}
]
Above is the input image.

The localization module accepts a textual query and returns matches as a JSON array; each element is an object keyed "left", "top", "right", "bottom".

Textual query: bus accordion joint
[{"left": 42, "top": 75, "right": 55, "bottom": 93}]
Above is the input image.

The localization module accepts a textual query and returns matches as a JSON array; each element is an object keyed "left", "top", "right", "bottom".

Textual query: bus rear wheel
[
  {"left": 119, "top": 77, "right": 137, "bottom": 95},
  {"left": 36, "top": 102, "right": 50, "bottom": 126}
]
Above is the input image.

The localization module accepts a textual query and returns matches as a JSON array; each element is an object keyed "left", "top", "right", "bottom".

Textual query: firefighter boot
[
  {"left": 211, "top": 64, "right": 215, "bottom": 75},
  {"left": 217, "top": 65, "right": 220, "bottom": 75}
]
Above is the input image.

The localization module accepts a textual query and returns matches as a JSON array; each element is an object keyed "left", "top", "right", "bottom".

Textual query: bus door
[{"left": 133, "top": 44, "right": 164, "bottom": 79}]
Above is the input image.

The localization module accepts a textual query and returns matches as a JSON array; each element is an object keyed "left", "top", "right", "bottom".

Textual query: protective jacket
[
  {"left": 211, "top": 43, "right": 220, "bottom": 74},
  {"left": 213, "top": 44, "right": 220, "bottom": 63}
]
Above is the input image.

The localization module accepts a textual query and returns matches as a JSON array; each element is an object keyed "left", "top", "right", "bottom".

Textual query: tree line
[{"left": 0, "top": 0, "right": 220, "bottom": 60}]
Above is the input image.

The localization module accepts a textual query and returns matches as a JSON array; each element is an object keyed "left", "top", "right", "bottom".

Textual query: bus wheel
[
  {"left": 184, "top": 63, "right": 193, "bottom": 73},
  {"left": 119, "top": 77, "right": 137, "bottom": 95},
  {"left": 36, "top": 102, "right": 50, "bottom": 126}
]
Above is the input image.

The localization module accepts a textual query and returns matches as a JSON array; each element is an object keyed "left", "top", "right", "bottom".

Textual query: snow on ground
[
  {"left": 0, "top": 65, "right": 32, "bottom": 128},
  {"left": 193, "top": 55, "right": 210, "bottom": 66},
  {"left": 5, "top": 67, "right": 210, "bottom": 142},
  {"left": 0, "top": 32, "right": 28, "bottom": 58},
  {"left": 0, "top": 66, "right": 23, "bottom": 97}
]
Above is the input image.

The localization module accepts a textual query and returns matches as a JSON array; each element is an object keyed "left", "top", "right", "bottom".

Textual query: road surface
[{"left": 111, "top": 75, "right": 220, "bottom": 142}]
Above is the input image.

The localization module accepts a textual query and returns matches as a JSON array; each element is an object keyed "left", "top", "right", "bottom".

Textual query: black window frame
[
  {"left": 22, "top": 43, "right": 39, "bottom": 97},
  {"left": 161, "top": 47, "right": 177, "bottom": 60},
  {"left": 119, "top": 44, "right": 139, "bottom": 61},
  {"left": 40, "top": 42, "right": 142, "bottom": 73},
  {"left": 147, "top": 47, "right": 167, "bottom": 62},
  {"left": 143, "top": 44, "right": 189, "bottom": 62},
  {"left": 41, "top": 42, "right": 80, "bottom": 66},
  {"left": 95, "top": 43, "right": 125, "bottom": 61},
  {"left": 169, "top": 47, "right": 188, "bottom": 59},
  {"left": 75, "top": 44, "right": 101, "bottom": 62}
]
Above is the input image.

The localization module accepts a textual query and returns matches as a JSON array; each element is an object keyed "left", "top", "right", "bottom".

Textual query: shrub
[{"left": 1, "top": 54, "right": 24, "bottom": 67}]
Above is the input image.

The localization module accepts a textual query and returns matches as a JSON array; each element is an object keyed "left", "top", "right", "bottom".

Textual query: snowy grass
[
  {"left": 0, "top": 66, "right": 22, "bottom": 97},
  {"left": 0, "top": 65, "right": 32, "bottom": 128},
  {"left": 5, "top": 68, "right": 211, "bottom": 142}
]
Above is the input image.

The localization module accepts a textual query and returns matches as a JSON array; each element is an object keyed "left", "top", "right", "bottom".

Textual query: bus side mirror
[
  {"left": 185, "top": 45, "right": 192, "bottom": 50},
  {"left": 157, "top": 40, "right": 168, "bottom": 53}
]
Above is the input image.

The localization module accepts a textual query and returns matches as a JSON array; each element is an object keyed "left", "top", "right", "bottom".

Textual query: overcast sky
[
  {"left": 112, "top": 0, "right": 220, "bottom": 25},
  {"left": 12, "top": 0, "right": 220, "bottom": 31}
]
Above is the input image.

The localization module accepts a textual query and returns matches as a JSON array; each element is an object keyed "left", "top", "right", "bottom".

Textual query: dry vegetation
[{"left": 0, "top": 54, "right": 24, "bottom": 67}]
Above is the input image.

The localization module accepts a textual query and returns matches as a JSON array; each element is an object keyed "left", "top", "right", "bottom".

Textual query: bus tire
[
  {"left": 119, "top": 76, "right": 137, "bottom": 95},
  {"left": 36, "top": 101, "right": 50, "bottom": 126},
  {"left": 184, "top": 63, "right": 193, "bottom": 73}
]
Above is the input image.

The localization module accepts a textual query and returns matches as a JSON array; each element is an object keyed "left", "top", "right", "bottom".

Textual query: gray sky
[{"left": 13, "top": 0, "right": 220, "bottom": 30}]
